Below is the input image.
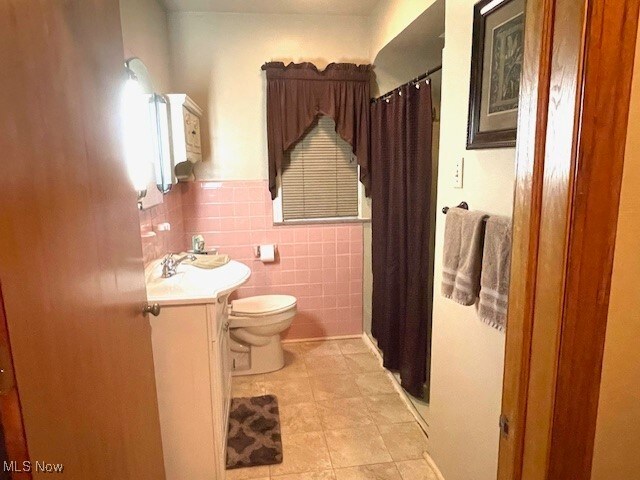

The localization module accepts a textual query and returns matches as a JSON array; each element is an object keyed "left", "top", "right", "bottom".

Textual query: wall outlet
[{"left": 453, "top": 158, "right": 464, "bottom": 188}]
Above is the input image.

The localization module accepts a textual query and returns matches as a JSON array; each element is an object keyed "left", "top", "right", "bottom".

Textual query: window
[{"left": 274, "top": 115, "right": 363, "bottom": 223}]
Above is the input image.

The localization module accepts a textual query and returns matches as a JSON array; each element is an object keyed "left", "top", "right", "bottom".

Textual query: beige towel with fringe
[
  {"left": 478, "top": 216, "right": 512, "bottom": 331},
  {"left": 183, "top": 253, "right": 230, "bottom": 269},
  {"left": 441, "top": 208, "right": 488, "bottom": 305}
]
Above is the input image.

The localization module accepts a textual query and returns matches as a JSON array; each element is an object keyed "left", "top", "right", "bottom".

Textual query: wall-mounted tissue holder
[{"left": 254, "top": 244, "right": 277, "bottom": 263}]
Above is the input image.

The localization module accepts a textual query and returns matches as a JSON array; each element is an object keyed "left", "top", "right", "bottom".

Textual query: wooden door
[
  {"left": 0, "top": 1, "right": 165, "bottom": 479},
  {"left": 498, "top": 0, "right": 640, "bottom": 478}
]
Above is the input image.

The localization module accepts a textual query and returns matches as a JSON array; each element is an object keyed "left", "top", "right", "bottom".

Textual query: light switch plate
[{"left": 454, "top": 157, "right": 464, "bottom": 188}]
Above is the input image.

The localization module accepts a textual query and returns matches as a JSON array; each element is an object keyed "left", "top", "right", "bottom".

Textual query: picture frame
[{"left": 467, "top": 0, "right": 525, "bottom": 149}]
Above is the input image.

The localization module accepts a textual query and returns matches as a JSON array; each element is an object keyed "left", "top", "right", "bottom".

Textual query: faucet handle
[
  {"left": 160, "top": 254, "right": 178, "bottom": 278},
  {"left": 161, "top": 253, "right": 176, "bottom": 265}
]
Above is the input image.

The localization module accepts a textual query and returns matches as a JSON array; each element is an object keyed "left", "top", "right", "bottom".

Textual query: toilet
[{"left": 228, "top": 294, "right": 297, "bottom": 376}]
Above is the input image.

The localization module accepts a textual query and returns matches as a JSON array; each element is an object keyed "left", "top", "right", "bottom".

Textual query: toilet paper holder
[{"left": 254, "top": 245, "right": 278, "bottom": 258}]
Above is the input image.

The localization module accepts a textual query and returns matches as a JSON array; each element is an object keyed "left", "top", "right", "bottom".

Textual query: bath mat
[{"left": 226, "top": 394, "right": 283, "bottom": 470}]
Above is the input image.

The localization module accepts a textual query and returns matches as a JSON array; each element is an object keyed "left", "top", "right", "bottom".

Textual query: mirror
[
  {"left": 153, "top": 95, "right": 175, "bottom": 193},
  {"left": 123, "top": 58, "right": 174, "bottom": 209}
]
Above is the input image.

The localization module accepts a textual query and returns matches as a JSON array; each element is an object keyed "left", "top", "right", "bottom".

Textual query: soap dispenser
[{"left": 191, "top": 235, "right": 205, "bottom": 254}]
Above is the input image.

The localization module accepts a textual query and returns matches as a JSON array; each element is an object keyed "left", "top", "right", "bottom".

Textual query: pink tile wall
[
  {"left": 139, "top": 185, "right": 186, "bottom": 265},
  {"left": 181, "top": 180, "right": 364, "bottom": 340}
]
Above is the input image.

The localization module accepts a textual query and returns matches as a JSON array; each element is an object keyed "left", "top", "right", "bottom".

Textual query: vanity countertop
[{"left": 145, "top": 258, "right": 251, "bottom": 306}]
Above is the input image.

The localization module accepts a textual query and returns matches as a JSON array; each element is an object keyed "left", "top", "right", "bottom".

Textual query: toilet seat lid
[{"left": 231, "top": 295, "right": 297, "bottom": 316}]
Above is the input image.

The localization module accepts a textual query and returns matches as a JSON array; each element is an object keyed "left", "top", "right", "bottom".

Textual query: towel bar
[{"left": 442, "top": 201, "right": 469, "bottom": 214}]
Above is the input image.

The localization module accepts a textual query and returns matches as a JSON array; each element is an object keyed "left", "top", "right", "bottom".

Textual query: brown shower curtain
[{"left": 371, "top": 82, "right": 434, "bottom": 399}]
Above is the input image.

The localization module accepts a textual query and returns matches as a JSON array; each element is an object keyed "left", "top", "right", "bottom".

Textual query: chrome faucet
[{"left": 161, "top": 253, "right": 197, "bottom": 278}]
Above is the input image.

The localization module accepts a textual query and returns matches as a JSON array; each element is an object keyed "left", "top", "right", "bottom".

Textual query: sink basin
[{"left": 145, "top": 258, "right": 251, "bottom": 306}]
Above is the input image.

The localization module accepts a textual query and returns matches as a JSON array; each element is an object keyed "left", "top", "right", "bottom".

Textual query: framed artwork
[{"left": 467, "top": 0, "right": 525, "bottom": 149}]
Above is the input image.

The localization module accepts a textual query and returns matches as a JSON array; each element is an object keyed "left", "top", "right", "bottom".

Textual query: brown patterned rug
[{"left": 226, "top": 394, "right": 283, "bottom": 470}]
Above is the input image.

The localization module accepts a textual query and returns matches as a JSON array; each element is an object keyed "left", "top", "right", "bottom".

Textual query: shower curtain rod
[{"left": 372, "top": 64, "right": 442, "bottom": 103}]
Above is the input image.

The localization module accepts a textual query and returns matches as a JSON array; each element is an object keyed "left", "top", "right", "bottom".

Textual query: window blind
[{"left": 281, "top": 115, "right": 359, "bottom": 221}]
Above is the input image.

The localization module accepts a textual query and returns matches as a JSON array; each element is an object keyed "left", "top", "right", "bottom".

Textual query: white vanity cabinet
[
  {"left": 149, "top": 300, "right": 231, "bottom": 479},
  {"left": 145, "top": 259, "right": 250, "bottom": 480},
  {"left": 210, "top": 298, "right": 232, "bottom": 456}
]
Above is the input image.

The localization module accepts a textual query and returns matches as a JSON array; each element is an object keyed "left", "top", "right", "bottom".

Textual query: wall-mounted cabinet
[
  {"left": 165, "top": 94, "right": 203, "bottom": 180},
  {"left": 121, "top": 57, "right": 205, "bottom": 209}
]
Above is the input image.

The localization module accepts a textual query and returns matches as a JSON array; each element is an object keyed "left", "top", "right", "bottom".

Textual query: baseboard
[
  {"left": 360, "top": 332, "right": 431, "bottom": 438},
  {"left": 282, "top": 334, "right": 362, "bottom": 343},
  {"left": 424, "top": 451, "right": 446, "bottom": 480}
]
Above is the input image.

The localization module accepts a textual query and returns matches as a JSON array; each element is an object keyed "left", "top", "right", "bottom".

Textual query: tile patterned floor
[{"left": 227, "top": 338, "right": 438, "bottom": 480}]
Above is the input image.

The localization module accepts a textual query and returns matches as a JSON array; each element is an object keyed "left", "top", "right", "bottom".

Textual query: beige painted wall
[
  {"left": 120, "top": 0, "right": 173, "bottom": 93},
  {"left": 427, "top": 0, "right": 515, "bottom": 479},
  {"left": 167, "top": 12, "right": 370, "bottom": 180},
  {"left": 590, "top": 25, "right": 640, "bottom": 480}
]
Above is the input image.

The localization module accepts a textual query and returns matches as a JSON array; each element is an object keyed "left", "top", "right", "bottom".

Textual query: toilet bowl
[{"left": 228, "top": 294, "right": 297, "bottom": 376}]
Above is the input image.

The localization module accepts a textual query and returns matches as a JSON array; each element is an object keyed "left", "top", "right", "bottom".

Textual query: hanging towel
[
  {"left": 182, "top": 253, "right": 230, "bottom": 269},
  {"left": 441, "top": 208, "right": 488, "bottom": 305},
  {"left": 478, "top": 216, "right": 512, "bottom": 331}
]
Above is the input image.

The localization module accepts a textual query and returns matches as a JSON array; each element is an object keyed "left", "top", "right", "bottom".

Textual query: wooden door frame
[
  {"left": 0, "top": 283, "right": 30, "bottom": 480},
  {"left": 499, "top": 0, "right": 640, "bottom": 479}
]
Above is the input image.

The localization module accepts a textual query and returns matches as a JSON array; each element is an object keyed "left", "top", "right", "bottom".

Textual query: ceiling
[{"left": 161, "top": 0, "right": 382, "bottom": 15}]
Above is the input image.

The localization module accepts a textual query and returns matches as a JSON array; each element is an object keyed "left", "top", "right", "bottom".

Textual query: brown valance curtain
[{"left": 261, "top": 62, "right": 372, "bottom": 199}]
